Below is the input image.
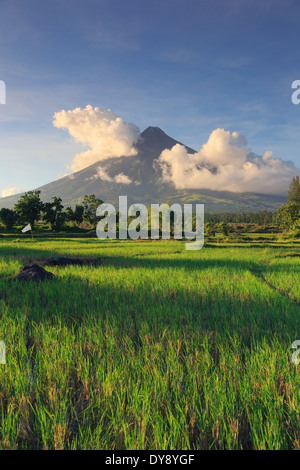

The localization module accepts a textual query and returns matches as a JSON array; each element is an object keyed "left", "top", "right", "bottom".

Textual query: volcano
[{"left": 0, "top": 126, "right": 286, "bottom": 212}]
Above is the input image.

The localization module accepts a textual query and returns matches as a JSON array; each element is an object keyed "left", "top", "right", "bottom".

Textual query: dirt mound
[{"left": 16, "top": 264, "right": 56, "bottom": 282}]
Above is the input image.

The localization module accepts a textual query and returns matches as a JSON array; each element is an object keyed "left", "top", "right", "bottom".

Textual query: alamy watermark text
[
  {"left": 0, "top": 341, "right": 5, "bottom": 364},
  {"left": 0, "top": 80, "right": 6, "bottom": 104},
  {"left": 291, "top": 80, "right": 300, "bottom": 104},
  {"left": 96, "top": 196, "right": 204, "bottom": 250}
]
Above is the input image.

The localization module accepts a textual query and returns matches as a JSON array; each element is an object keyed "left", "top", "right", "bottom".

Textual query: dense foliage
[{"left": 274, "top": 176, "right": 300, "bottom": 236}]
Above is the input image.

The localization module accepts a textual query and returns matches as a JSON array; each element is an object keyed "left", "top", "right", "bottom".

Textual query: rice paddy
[{"left": 0, "top": 237, "right": 299, "bottom": 449}]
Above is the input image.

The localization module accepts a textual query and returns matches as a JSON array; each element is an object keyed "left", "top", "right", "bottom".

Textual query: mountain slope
[{"left": 0, "top": 126, "right": 287, "bottom": 212}]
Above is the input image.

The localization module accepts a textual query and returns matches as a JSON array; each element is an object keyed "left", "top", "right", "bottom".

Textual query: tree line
[
  {"left": 0, "top": 192, "right": 103, "bottom": 231},
  {"left": 0, "top": 176, "right": 299, "bottom": 236},
  {"left": 205, "top": 210, "right": 274, "bottom": 225}
]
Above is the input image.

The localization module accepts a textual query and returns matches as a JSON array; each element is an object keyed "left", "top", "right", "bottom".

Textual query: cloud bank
[
  {"left": 156, "top": 128, "right": 298, "bottom": 195},
  {"left": 53, "top": 105, "right": 140, "bottom": 172}
]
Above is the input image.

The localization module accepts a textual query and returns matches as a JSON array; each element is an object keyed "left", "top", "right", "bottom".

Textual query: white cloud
[
  {"left": 91, "top": 166, "right": 133, "bottom": 184},
  {"left": 114, "top": 173, "right": 132, "bottom": 184},
  {"left": 1, "top": 187, "right": 22, "bottom": 198},
  {"left": 53, "top": 105, "right": 140, "bottom": 172},
  {"left": 156, "top": 128, "right": 298, "bottom": 195},
  {"left": 56, "top": 170, "right": 71, "bottom": 180}
]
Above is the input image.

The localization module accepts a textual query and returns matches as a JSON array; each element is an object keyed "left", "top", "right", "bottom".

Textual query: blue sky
[{"left": 0, "top": 0, "right": 300, "bottom": 197}]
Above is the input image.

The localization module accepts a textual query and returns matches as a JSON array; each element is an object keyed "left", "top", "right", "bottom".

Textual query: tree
[
  {"left": 0, "top": 208, "right": 18, "bottom": 230},
  {"left": 204, "top": 222, "right": 216, "bottom": 237},
  {"left": 65, "top": 206, "right": 74, "bottom": 222},
  {"left": 43, "top": 196, "right": 65, "bottom": 231},
  {"left": 74, "top": 205, "right": 84, "bottom": 225},
  {"left": 14, "top": 191, "right": 44, "bottom": 230},
  {"left": 82, "top": 195, "right": 103, "bottom": 229},
  {"left": 66, "top": 205, "right": 84, "bottom": 226},
  {"left": 274, "top": 176, "right": 300, "bottom": 234},
  {"left": 288, "top": 175, "right": 300, "bottom": 205},
  {"left": 217, "top": 221, "right": 229, "bottom": 236},
  {"left": 274, "top": 202, "right": 299, "bottom": 229}
]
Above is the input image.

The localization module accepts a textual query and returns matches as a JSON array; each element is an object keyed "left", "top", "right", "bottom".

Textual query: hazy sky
[{"left": 0, "top": 0, "right": 300, "bottom": 197}]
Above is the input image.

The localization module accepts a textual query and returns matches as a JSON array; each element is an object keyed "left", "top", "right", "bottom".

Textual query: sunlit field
[{"left": 0, "top": 237, "right": 299, "bottom": 450}]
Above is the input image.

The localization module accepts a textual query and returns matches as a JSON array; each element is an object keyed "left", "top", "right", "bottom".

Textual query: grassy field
[{"left": 0, "top": 236, "right": 299, "bottom": 450}]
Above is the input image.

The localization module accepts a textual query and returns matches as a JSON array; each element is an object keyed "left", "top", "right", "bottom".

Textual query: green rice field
[{"left": 0, "top": 237, "right": 299, "bottom": 450}]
